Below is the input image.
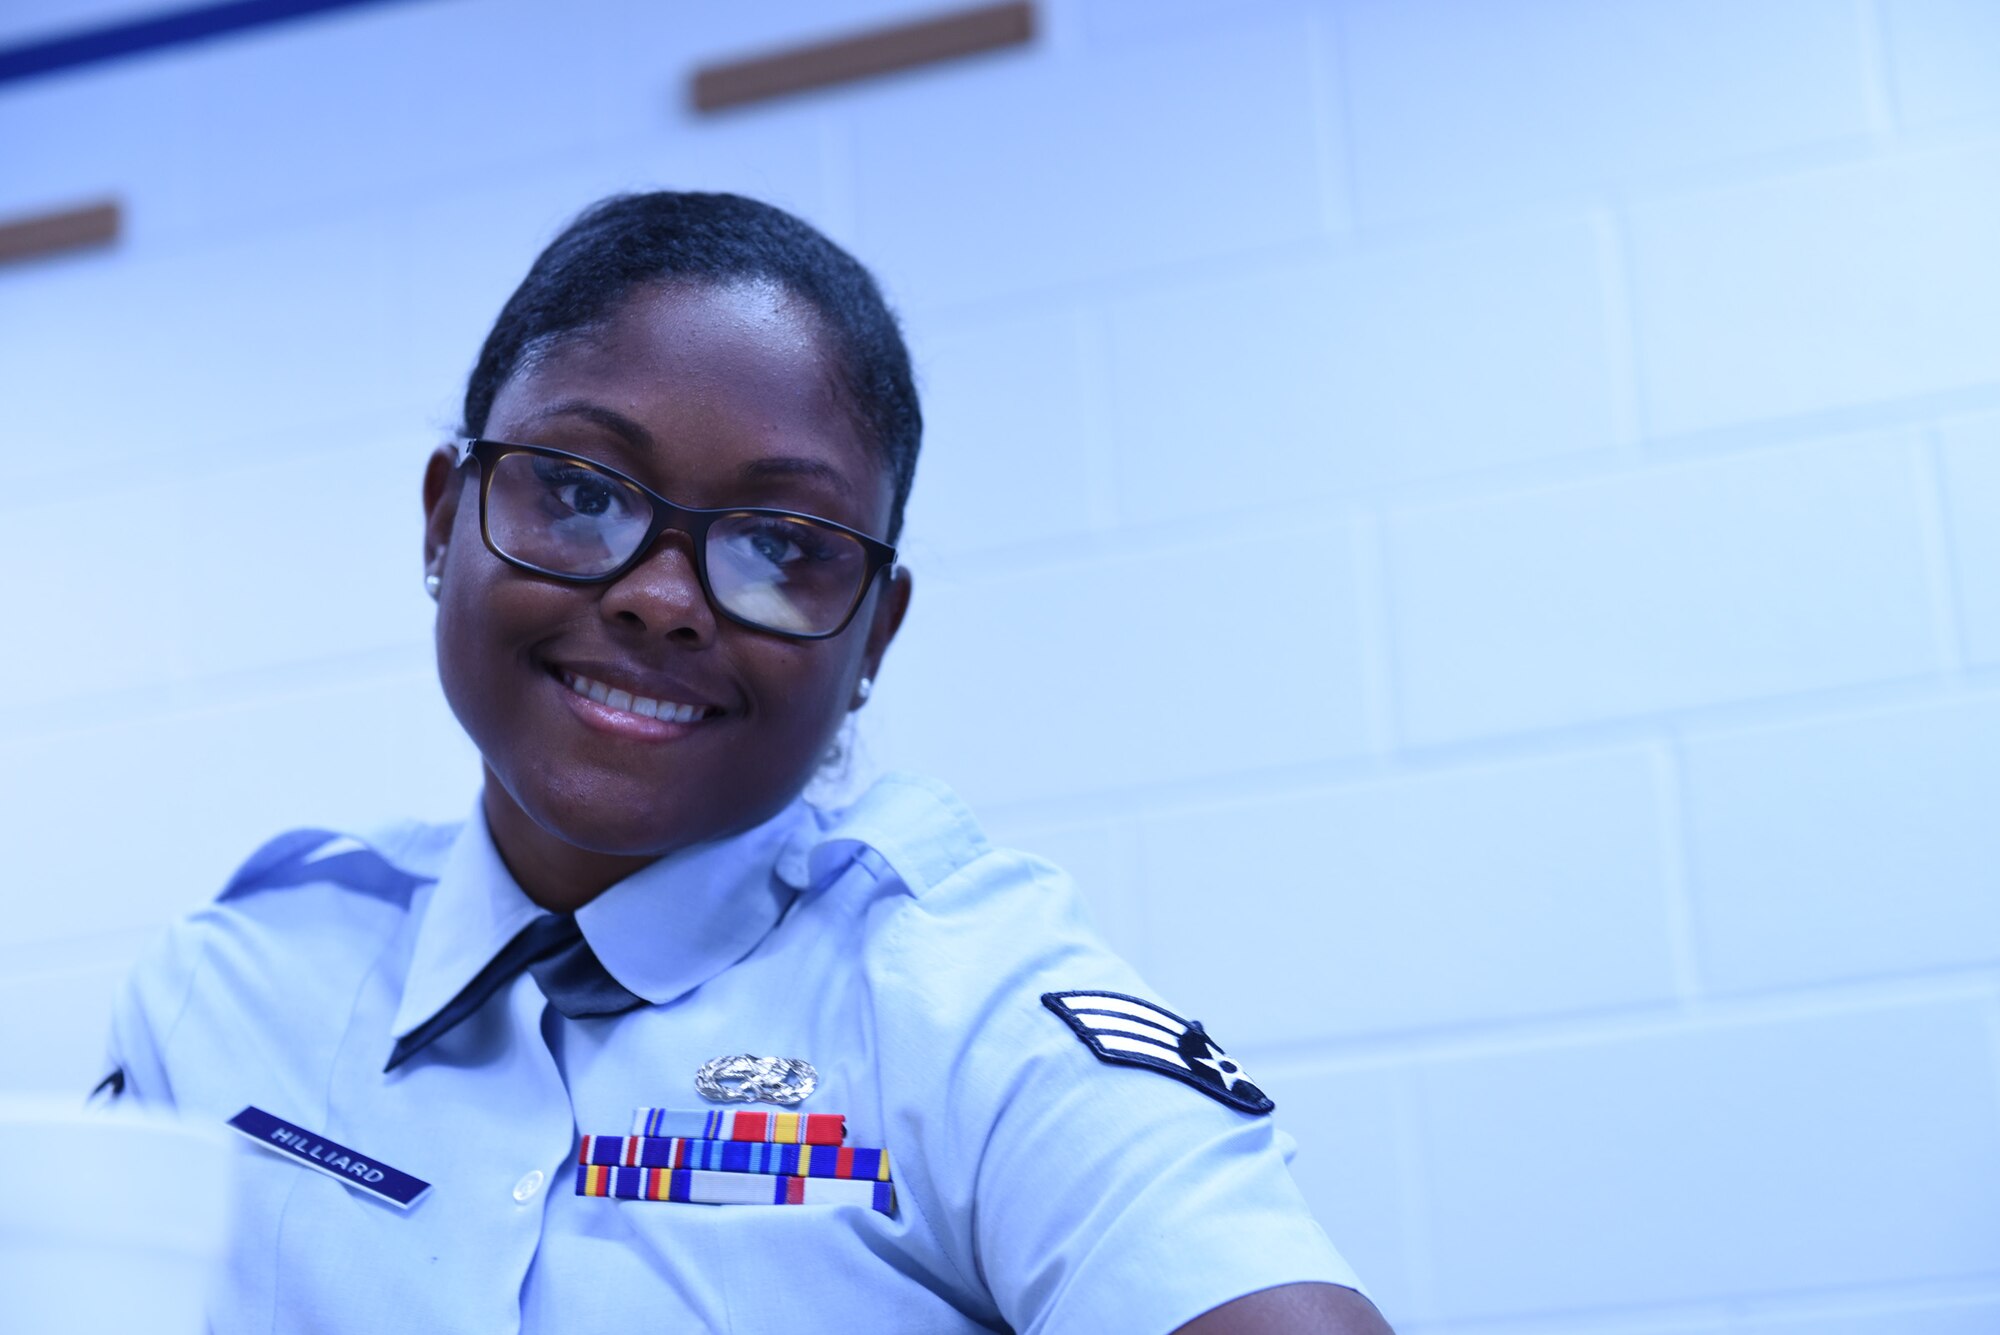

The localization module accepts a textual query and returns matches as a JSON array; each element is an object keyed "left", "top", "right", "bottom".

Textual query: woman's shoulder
[
  {"left": 109, "top": 815, "right": 464, "bottom": 1107},
  {"left": 811, "top": 771, "right": 1156, "bottom": 1039},
  {"left": 215, "top": 818, "right": 461, "bottom": 904},
  {"left": 126, "top": 816, "right": 462, "bottom": 1006},
  {"left": 809, "top": 770, "right": 1098, "bottom": 940},
  {"left": 195, "top": 816, "right": 459, "bottom": 945},
  {"left": 815, "top": 773, "right": 1283, "bottom": 1117}
]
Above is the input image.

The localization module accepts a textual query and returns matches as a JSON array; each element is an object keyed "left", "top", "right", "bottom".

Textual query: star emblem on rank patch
[
  {"left": 1041, "top": 991, "right": 1274, "bottom": 1115},
  {"left": 1196, "top": 1050, "right": 1247, "bottom": 1090}
]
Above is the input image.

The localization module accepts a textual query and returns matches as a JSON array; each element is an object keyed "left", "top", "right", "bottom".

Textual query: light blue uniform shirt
[{"left": 108, "top": 772, "right": 1362, "bottom": 1333}]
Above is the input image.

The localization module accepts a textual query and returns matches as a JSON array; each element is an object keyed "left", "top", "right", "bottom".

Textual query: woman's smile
[
  {"left": 550, "top": 662, "right": 723, "bottom": 739},
  {"left": 556, "top": 663, "right": 719, "bottom": 723}
]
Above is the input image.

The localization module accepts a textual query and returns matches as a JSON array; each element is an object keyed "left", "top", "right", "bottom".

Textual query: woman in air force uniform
[{"left": 105, "top": 192, "right": 1393, "bottom": 1335}]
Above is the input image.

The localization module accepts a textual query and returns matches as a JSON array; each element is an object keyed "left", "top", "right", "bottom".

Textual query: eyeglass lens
[{"left": 483, "top": 450, "right": 870, "bottom": 635}]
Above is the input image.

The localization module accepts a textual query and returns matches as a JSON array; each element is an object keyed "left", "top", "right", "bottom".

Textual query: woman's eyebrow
[
  {"left": 525, "top": 399, "right": 855, "bottom": 498},
  {"left": 739, "top": 455, "right": 854, "bottom": 498},
  {"left": 526, "top": 399, "right": 653, "bottom": 452}
]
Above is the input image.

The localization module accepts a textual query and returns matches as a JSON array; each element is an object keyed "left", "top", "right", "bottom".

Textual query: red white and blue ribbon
[
  {"left": 581, "top": 1134, "right": 890, "bottom": 1181},
  {"left": 576, "top": 1162, "right": 894, "bottom": 1215},
  {"left": 630, "top": 1107, "right": 846, "bottom": 1145}
]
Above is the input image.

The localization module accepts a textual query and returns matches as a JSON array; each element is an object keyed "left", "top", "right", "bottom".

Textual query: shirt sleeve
[{"left": 869, "top": 846, "right": 1366, "bottom": 1335}]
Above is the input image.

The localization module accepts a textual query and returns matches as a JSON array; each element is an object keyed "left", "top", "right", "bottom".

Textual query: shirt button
[{"left": 512, "top": 1170, "right": 545, "bottom": 1203}]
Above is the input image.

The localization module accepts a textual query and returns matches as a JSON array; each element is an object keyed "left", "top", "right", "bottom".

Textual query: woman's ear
[
  {"left": 853, "top": 565, "right": 913, "bottom": 707},
  {"left": 422, "top": 444, "right": 463, "bottom": 572}
]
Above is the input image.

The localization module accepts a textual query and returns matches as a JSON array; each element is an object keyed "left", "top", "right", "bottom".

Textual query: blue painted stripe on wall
[{"left": 0, "top": 0, "right": 417, "bottom": 88}]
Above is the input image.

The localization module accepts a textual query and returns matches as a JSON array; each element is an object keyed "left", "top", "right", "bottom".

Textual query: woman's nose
[{"left": 598, "top": 534, "right": 719, "bottom": 644}]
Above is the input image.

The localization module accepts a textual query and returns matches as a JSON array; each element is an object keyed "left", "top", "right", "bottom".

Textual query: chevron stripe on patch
[{"left": 1041, "top": 990, "right": 1273, "bottom": 1115}]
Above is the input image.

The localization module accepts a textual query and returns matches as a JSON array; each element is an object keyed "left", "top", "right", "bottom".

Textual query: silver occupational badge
[{"left": 695, "top": 1054, "right": 819, "bottom": 1106}]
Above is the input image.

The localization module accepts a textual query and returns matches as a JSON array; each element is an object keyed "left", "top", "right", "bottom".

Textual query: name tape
[{"left": 226, "top": 1106, "right": 431, "bottom": 1209}]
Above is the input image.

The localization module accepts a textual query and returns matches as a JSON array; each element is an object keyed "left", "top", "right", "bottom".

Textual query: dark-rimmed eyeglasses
[{"left": 455, "top": 438, "right": 898, "bottom": 640}]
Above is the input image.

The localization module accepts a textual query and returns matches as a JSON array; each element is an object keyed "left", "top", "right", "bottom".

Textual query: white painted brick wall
[
  {"left": 1101, "top": 218, "right": 1621, "bottom": 522},
  {"left": 849, "top": 17, "right": 1336, "bottom": 309},
  {"left": 1943, "top": 413, "right": 2000, "bottom": 663},
  {"left": 1412, "top": 1001, "right": 2000, "bottom": 1317},
  {"left": 1387, "top": 433, "right": 1943, "bottom": 744},
  {"left": 1885, "top": 0, "right": 2000, "bottom": 130},
  {"left": 906, "top": 306, "right": 1107, "bottom": 556},
  {"left": 3, "top": 1, "right": 1996, "bottom": 1330},
  {"left": 1336, "top": 0, "right": 1874, "bottom": 225},
  {"left": 1629, "top": 143, "right": 2000, "bottom": 436},
  {"left": 874, "top": 522, "right": 1377, "bottom": 805},
  {"left": 1683, "top": 695, "right": 2000, "bottom": 992},
  {"left": 1138, "top": 749, "right": 1681, "bottom": 1044}
]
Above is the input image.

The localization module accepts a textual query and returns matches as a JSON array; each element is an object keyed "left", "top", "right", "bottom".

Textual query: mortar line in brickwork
[
  {"left": 1637, "top": 381, "right": 2000, "bottom": 466},
  {"left": 1983, "top": 992, "right": 2000, "bottom": 1149},
  {"left": 1102, "top": 819, "right": 1152, "bottom": 980},
  {"left": 893, "top": 492, "right": 1375, "bottom": 585},
  {"left": 1302, "top": 6, "right": 1354, "bottom": 238},
  {"left": 951, "top": 661, "right": 2000, "bottom": 837},
  {"left": 1322, "top": 383, "right": 2000, "bottom": 530},
  {"left": 1386, "top": 1276, "right": 2000, "bottom": 1335},
  {"left": 1071, "top": 303, "right": 1121, "bottom": 533},
  {"left": 1651, "top": 735, "right": 1705, "bottom": 1005},
  {"left": 1242, "top": 971, "right": 2000, "bottom": 1078},
  {"left": 1588, "top": 205, "right": 1646, "bottom": 454},
  {"left": 814, "top": 111, "right": 857, "bottom": 246},
  {"left": 1027, "top": 0, "right": 1084, "bottom": 60},
  {"left": 1350, "top": 510, "right": 1401, "bottom": 756},
  {"left": 1391, "top": 1296, "right": 1737, "bottom": 1335},
  {"left": 1628, "top": 136, "right": 1892, "bottom": 216},
  {"left": 1386, "top": 1067, "right": 1442, "bottom": 1327},
  {"left": 0, "top": 642, "right": 441, "bottom": 748},
  {"left": 1851, "top": 0, "right": 1903, "bottom": 143},
  {"left": 960, "top": 673, "right": 2000, "bottom": 835},
  {"left": 1913, "top": 426, "right": 1971, "bottom": 675},
  {"left": 0, "top": 925, "right": 164, "bottom": 980},
  {"left": 1647, "top": 1275, "right": 2000, "bottom": 1333},
  {"left": 900, "top": 230, "right": 1348, "bottom": 330}
]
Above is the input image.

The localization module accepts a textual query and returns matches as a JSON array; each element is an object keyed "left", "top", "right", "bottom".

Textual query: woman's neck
[{"left": 479, "top": 782, "right": 667, "bottom": 913}]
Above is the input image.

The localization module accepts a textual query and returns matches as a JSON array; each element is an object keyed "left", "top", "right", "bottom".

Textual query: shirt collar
[{"left": 390, "top": 795, "right": 818, "bottom": 1041}]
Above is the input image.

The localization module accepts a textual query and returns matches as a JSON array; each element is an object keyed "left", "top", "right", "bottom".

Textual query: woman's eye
[
  {"left": 749, "top": 528, "right": 801, "bottom": 563},
  {"left": 560, "top": 480, "right": 617, "bottom": 516},
  {"left": 735, "top": 521, "right": 830, "bottom": 567},
  {"left": 535, "top": 465, "right": 630, "bottom": 520}
]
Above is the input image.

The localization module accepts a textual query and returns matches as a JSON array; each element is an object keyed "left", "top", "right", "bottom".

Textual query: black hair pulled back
[{"left": 460, "top": 192, "right": 921, "bottom": 541}]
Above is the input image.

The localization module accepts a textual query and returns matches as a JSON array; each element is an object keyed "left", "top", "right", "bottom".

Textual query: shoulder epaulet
[
  {"left": 218, "top": 827, "right": 433, "bottom": 904},
  {"left": 807, "top": 772, "right": 992, "bottom": 899}
]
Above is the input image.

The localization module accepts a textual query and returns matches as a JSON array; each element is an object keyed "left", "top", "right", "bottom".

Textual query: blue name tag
[{"left": 227, "top": 1106, "right": 431, "bottom": 1209}]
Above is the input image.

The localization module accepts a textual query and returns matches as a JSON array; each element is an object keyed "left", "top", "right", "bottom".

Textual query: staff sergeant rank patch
[{"left": 1041, "top": 990, "right": 1274, "bottom": 1115}]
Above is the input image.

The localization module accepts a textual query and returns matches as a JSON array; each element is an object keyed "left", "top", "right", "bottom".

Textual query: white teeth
[{"left": 560, "top": 670, "right": 707, "bottom": 724}]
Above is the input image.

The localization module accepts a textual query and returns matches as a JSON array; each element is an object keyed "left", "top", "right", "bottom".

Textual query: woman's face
[{"left": 421, "top": 279, "right": 910, "bottom": 905}]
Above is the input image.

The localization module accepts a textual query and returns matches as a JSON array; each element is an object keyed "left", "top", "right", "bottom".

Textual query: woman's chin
[
  {"left": 499, "top": 767, "right": 800, "bottom": 862},
  {"left": 531, "top": 792, "right": 704, "bottom": 858}
]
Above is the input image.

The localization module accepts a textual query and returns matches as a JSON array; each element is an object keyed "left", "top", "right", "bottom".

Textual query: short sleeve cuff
[{"left": 1035, "top": 1209, "right": 1367, "bottom": 1335}]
